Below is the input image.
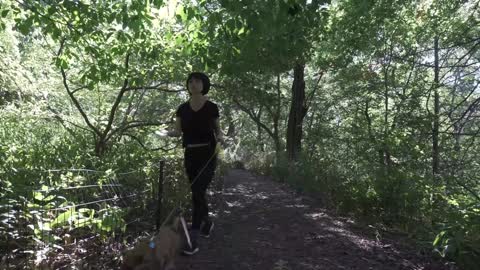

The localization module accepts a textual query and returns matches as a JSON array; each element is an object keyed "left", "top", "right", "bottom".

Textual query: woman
[{"left": 168, "top": 72, "right": 223, "bottom": 255}]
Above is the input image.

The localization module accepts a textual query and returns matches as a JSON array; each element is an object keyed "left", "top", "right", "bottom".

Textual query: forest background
[{"left": 0, "top": 0, "right": 479, "bottom": 269}]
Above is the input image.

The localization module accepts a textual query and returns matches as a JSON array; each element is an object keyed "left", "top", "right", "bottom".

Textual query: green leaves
[
  {"left": 54, "top": 56, "right": 69, "bottom": 70},
  {"left": 94, "top": 207, "right": 126, "bottom": 233},
  {"left": 152, "top": 0, "right": 164, "bottom": 7},
  {"left": 16, "top": 16, "right": 34, "bottom": 35},
  {"left": 50, "top": 207, "right": 77, "bottom": 229},
  {"left": 175, "top": 4, "right": 188, "bottom": 22},
  {"left": 193, "top": 0, "right": 324, "bottom": 75}
]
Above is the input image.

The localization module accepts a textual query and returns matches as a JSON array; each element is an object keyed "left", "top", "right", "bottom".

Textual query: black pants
[{"left": 184, "top": 145, "right": 217, "bottom": 230}]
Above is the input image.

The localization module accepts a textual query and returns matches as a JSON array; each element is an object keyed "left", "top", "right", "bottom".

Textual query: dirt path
[{"left": 176, "top": 169, "right": 454, "bottom": 270}]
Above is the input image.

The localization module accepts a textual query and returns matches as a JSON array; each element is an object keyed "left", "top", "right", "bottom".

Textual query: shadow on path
[{"left": 177, "top": 169, "right": 453, "bottom": 270}]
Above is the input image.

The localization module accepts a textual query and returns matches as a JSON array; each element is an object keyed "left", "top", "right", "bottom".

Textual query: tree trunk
[
  {"left": 431, "top": 35, "right": 442, "bottom": 226},
  {"left": 95, "top": 137, "right": 107, "bottom": 157},
  {"left": 274, "top": 74, "right": 282, "bottom": 156},
  {"left": 257, "top": 106, "right": 264, "bottom": 152},
  {"left": 432, "top": 36, "right": 440, "bottom": 180},
  {"left": 286, "top": 63, "right": 307, "bottom": 162}
]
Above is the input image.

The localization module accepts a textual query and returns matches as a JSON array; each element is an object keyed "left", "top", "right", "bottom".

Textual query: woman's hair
[{"left": 186, "top": 72, "right": 211, "bottom": 95}]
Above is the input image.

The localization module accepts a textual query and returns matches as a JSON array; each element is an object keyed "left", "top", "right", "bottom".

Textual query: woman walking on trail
[{"left": 167, "top": 72, "right": 223, "bottom": 255}]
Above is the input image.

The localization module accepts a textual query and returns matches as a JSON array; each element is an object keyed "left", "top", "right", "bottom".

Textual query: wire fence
[{"left": 0, "top": 160, "right": 184, "bottom": 269}]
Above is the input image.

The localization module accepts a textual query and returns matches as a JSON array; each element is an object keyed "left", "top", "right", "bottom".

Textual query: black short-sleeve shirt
[{"left": 175, "top": 100, "right": 219, "bottom": 147}]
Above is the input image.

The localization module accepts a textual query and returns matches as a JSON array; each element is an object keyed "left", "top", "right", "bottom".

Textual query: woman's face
[{"left": 188, "top": 77, "right": 204, "bottom": 95}]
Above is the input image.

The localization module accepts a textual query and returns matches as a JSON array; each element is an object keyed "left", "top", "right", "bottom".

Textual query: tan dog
[{"left": 121, "top": 218, "right": 182, "bottom": 270}]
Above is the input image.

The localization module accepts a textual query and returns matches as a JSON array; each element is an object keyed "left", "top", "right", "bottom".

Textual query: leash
[
  {"left": 159, "top": 143, "right": 219, "bottom": 227},
  {"left": 152, "top": 143, "right": 221, "bottom": 249}
]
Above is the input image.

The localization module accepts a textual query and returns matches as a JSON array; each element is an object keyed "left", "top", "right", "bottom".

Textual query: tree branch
[
  {"left": 305, "top": 71, "right": 323, "bottom": 111},
  {"left": 107, "top": 121, "right": 169, "bottom": 142},
  {"left": 364, "top": 99, "right": 377, "bottom": 143},
  {"left": 61, "top": 67, "right": 101, "bottom": 137},
  {"left": 102, "top": 53, "right": 131, "bottom": 140},
  {"left": 124, "top": 84, "right": 184, "bottom": 93},
  {"left": 450, "top": 96, "right": 480, "bottom": 131},
  {"left": 123, "top": 133, "right": 179, "bottom": 152},
  {"left": 46, "top": 105, "right": 92, "bottom": 134},
  {"left": 233, "top": 98, "right": 276, "bottom": 140}
]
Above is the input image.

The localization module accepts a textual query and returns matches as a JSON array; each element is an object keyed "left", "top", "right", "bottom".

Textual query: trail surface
[{"left": 177, "top": 169, "right": 453, "bottom": 270}]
